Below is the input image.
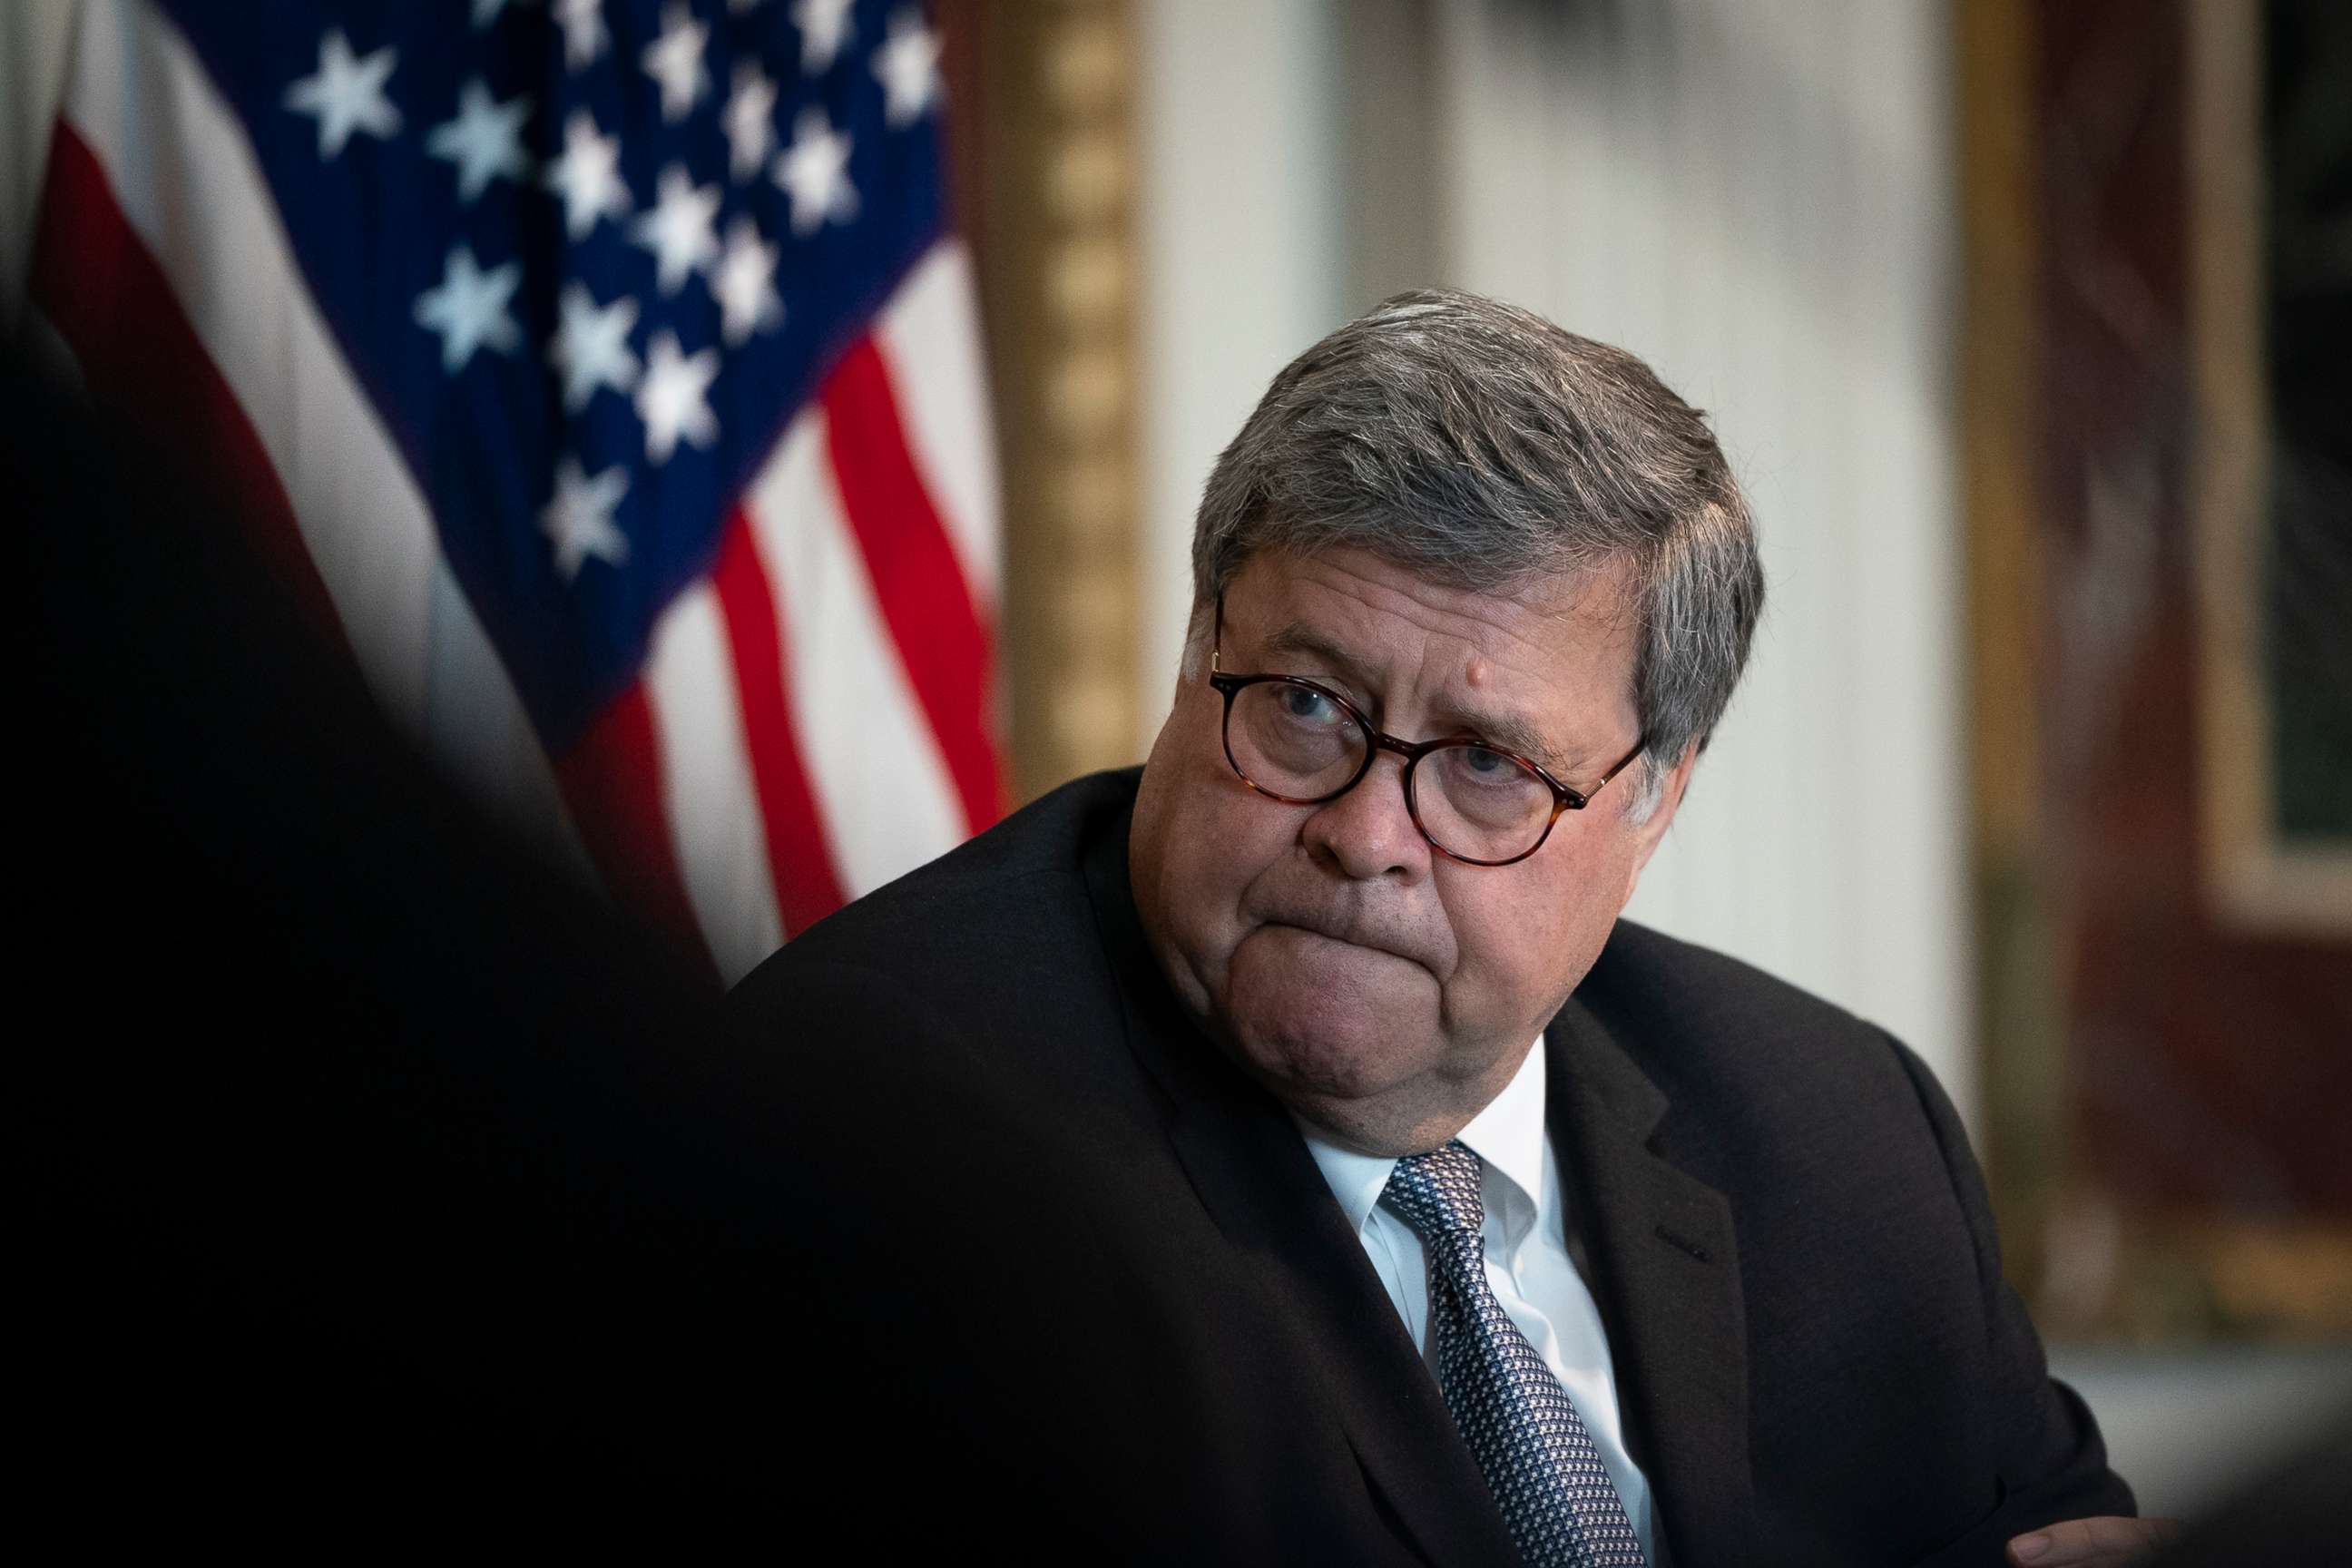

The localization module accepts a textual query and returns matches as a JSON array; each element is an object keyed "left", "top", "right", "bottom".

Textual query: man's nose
[{"left": 1300, "top": 750, "right": 1431, "bottom": 881}]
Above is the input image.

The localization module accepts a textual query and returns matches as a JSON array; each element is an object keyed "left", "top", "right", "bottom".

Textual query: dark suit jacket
[{"left": 725, "top": 769, "right": 2132, "bottom": 1564}]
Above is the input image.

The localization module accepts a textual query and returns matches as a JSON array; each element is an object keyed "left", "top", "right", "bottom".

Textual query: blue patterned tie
[{"left": 1384, "top": 1141, "right": 1646, "bottom": 1568}]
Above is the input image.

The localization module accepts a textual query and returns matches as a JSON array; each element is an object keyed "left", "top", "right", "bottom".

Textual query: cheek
[
  {"left": 1438, "top": 851, "right": 1632, "bottom": 1029},
  {"left": 1158, "top": 766, "right": 1296, "bottom": 974}
]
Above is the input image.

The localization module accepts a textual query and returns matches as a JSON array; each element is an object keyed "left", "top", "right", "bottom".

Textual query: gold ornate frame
[{"left": 946, "top": 0, "right": 1142, "bottom": 805}]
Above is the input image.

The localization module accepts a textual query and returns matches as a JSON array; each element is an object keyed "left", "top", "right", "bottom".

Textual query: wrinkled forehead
[{"left": 1210, "top": 544, "right": 1639, "bottom": 655}]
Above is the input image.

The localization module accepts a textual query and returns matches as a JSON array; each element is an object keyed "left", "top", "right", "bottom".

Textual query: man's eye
[
  {"left": 1462, "top": 745, "right": 1510, "bottom": 776},
  {"left": 1278, "top": 684, "right": 1340, "bottom": 724}
]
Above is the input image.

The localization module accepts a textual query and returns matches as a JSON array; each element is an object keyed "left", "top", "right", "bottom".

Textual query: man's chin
[
  {"left": 1231, "top": 1026, "right": 1391, "bottom": 1102},
  {"left": 1216, "top": 932, "right": 1439, "bottom": 1103}
]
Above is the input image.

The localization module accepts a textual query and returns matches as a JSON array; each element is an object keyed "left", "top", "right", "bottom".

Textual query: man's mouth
[{"left": 1260, "top": 917, "right": 1416, "bottom": 968}]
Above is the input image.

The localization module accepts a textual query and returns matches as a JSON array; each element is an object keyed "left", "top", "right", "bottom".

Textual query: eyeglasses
[{"left": 1208, "top": 601, "right": 1646, "bottom": 867}]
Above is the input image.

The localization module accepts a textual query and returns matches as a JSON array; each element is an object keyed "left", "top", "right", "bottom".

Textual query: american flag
[{"left": 29, "top": 0, "right": 1004, "bottom": 985}]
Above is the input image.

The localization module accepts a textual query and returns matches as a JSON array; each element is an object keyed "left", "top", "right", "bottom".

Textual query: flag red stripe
[
  {"left": 553, "top": 682, "right": 722, "bottom": 987},
  {"left": 709, "top": 509, "right": 848, "bottom": 936},
  {"left": 28, "top": 120, "right": 351, "bottom": 665},
  {"left": 820, "top": 337, "right": 1004, "bottom": 838}
]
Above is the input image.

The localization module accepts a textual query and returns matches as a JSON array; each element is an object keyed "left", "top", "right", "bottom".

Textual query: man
[{"left": 725, "top": 291, "right": 2147, "bottom": 1564}]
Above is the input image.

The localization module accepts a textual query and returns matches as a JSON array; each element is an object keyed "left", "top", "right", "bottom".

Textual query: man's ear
[
  {"left": 1623, "top": 742, "right": 1698, "bottom": 904},
  {"left": 1175, "top": 597, "right": 1214, "bottom": 686}
]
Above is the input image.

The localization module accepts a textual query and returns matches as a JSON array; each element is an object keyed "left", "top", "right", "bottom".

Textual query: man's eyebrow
[
  {"left": 1259, "top": 620, "right": 1576, "bottom": 775},
  {"left": 1263, "top": 621, "right": 1365, "bottom": 674}
]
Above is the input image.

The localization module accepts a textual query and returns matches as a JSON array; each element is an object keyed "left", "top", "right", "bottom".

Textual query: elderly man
[{"left": 726, "top": 291, "right": 2141, "bottom": 1565}]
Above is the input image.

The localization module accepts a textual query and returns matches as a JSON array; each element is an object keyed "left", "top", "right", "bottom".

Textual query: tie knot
[{"left": 1383, "top": 1140, "right": 1485, "bottom": 1240}]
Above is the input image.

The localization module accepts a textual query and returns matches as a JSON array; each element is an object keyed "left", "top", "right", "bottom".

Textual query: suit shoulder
[
  {"left": 1585, "top": 918, "right": 1884, "bottom": 1048},
  {"left": 1578, "top": 918, "right": 1948, "bottom": 1129},
  {"left": 726, "top": 767, "right": 1141, "bottom": 1018}
]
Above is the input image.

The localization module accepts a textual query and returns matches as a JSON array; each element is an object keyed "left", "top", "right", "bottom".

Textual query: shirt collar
[
  {"left": 1294, "top": 1036, "right": 1550, "bottom": 1239},
  {"left": 1455, "top": 1038, "right": 1548, "bottom": 1230}
]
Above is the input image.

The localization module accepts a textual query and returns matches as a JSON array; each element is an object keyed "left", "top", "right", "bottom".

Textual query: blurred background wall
[{"left": 7, "top": 0, "right": 2347, "bottom": 1524}]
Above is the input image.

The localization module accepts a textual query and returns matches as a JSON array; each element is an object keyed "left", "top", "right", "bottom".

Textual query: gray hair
[{"left": 1186, "top": 288, "right": 1764, "bottom": 819}]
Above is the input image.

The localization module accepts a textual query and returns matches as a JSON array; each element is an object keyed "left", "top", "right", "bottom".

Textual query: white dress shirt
[{"left": 1294, "top": 1041, "right": 1656, "bottom": 1560}]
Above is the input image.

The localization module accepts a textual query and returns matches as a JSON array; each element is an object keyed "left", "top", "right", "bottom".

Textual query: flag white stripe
[
  {"left": 60, "top": 0, "right": 583, "bottom": 871},
  {"left": 871, "top": 239, "right": 1003, "bottom": 608},
  {"left": 742, "top": 411, "right": 966, "bottom": 900},
  {"left": 645, "top": 583, "right": 786, "bottom": 984}
]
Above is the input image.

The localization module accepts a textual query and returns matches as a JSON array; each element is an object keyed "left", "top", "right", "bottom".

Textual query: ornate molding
[{"left": 963, "top": 0, "right": 1142, "bottom": 803}]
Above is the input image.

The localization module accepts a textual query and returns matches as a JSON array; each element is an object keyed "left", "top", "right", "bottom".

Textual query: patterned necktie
[{"left": 1384, "top": 1140, "right": 1646, "bottom": 1568}]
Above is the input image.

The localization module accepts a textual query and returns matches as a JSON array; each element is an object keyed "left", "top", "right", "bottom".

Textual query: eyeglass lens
[{"left": 1225, "top": 678, "right": 1555, "bottom": 861}]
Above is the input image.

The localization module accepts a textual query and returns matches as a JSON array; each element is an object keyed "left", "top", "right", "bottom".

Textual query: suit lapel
[
  {"left": 1149, "top": 1055, "right": 1524, "bottom": 1568},
  {"left": 1082, "top": 814, "right": 1520, "bottom": 1568},
  {"left": 1546, "top": 995, "right": 1753, "bottom": 1568}
]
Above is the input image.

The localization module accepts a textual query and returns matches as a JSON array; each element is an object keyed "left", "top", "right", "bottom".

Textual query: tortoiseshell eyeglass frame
[{"left": 1205, "top": 596, "right": 1647, "bottom": 867}]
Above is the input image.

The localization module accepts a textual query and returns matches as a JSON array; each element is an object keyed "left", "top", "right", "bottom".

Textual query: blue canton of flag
[{"left": 185, "top": 0, "right": 945, "bottom": 746}]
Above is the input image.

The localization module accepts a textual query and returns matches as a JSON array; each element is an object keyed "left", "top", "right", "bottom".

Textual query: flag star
[
  {"left": 773, "top": 107, "right": 858, "bottom": 236},
  {"left": 710, "top": 217, "right": 782, "bottom": 346},
  {"left": 635, "top": 330, "right": 720, "bottom": 464},
  {"left": 549, "top": 284, "right": 640, "bottom": 411},
  {"left": 873, "top": 9, "right": 942, "bottom": 127},
  {"left": 641, "top": 3, "right": 710, "bottom": 123},
  {"left": 722, "top": 62, "right": 779, "bottom": 183},
  {"left": 792, "top": 0, "right": 856, "bottom": 72},
  {"left": 545, "top": 110, "right": 631, "bottom": 239},
  {"left": 630, "top": 164, "right": 721, "bottom": 293},
  {"left": 541, "top": 456, "right": 631, "bottom": 581},
  {"left": 414, "top": 246, "right": 522, "bottom": 373},
  {"left": 426, "top": 79, "right": 534, "bottom": 203},
  {"left": 283, "top": 30, "right": 401, "bottom": 159},
  {"left": 553, "top": 0, "right": 608, "bottom": 70}
]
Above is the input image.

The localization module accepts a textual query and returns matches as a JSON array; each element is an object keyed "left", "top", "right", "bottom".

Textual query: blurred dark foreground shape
[{"left": 4, "top": 348, "right": 1059, "bottom": 1547}]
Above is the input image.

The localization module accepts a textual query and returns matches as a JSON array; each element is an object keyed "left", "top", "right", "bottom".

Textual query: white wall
[{"left": 1134, "top": 0, "right": 1348, "bottom": 734}]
